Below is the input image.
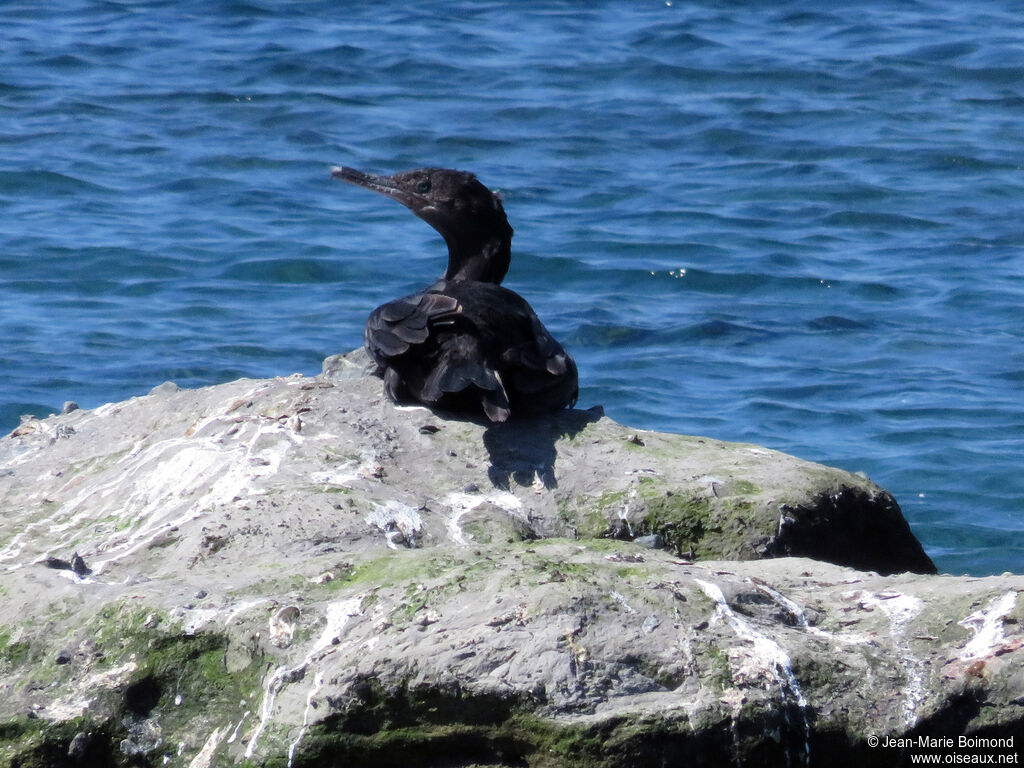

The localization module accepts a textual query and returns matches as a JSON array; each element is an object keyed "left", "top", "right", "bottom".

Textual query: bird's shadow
[{"left": 480, "top": 405, "right": 604, "bottom": 491}]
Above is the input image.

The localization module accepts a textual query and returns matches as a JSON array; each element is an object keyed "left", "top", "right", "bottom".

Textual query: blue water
[{"left": 2, "top": 1, "right": 1022, "bottom": 575}]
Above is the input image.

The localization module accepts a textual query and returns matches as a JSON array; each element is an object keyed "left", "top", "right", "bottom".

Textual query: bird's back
[{"left": 366, "top": 279, "right": 577, "bottom": 421}]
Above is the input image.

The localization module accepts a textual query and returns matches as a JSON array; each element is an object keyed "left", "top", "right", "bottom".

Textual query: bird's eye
[{"left": 415, "top": 179, "right": 431, "bottom": 194}]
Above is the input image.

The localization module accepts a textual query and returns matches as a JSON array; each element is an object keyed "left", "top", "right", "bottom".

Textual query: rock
[
  {"left": 2, "top": 351, "right": 1017, "bottom": 767},
  {"left": 119, "top": 717, "right": 162, "bottom": 759},
  {"left": 269, "top": 606, "right": 301, "bottom": 648},
  {"left": 0, "top": 347, "right": 933, "bottom": 576},
  {"left": 67, "top": 731, "right": 87, "bottom": 756},
  {"left": 633, "top": 533, "right": 665, "bottom": 550},
  {"left": 148, "top": 381, "right": 180, "bottom": 395}
]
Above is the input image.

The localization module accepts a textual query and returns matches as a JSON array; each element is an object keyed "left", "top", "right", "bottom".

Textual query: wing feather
[{"left": 365, "top": 291, "right": 462, "bottom": 362}]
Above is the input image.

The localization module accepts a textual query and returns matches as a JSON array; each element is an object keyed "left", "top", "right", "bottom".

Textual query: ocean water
[{"left": 2, "top": 1, "right": 1022, "bottom": 576}]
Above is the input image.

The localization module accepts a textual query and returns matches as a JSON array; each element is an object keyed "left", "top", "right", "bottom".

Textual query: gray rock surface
[{"left": 1, "top": 352, "right": 1019, "bottom": 767}]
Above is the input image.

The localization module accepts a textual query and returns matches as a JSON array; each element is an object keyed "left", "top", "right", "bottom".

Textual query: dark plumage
[{"left": 332, "top": 166, "right": 578, "bottom": 422}]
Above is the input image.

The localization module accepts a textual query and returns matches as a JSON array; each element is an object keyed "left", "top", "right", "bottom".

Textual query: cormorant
[{"left": 332, "top": 166, "right": 578, "bottom": 422}]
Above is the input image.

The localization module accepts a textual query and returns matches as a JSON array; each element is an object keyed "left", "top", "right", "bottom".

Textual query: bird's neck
[{"left": 443, "top": 235, "right": 511, "bottom": 284}]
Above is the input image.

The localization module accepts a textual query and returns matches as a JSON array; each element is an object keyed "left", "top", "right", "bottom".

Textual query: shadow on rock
[{"left": 483, "top": 406, "right": 603, "bottom": 490}]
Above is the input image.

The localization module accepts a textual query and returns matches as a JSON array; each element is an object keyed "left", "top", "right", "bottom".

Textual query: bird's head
[{"left": 333, "top": 166, "right": 513, "bottom": 283}]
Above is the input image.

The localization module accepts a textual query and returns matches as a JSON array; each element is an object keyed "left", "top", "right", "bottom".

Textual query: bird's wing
[
  {"left": 365, "top": 291, "right": 462, "bottom": 360},
  {"left": 500, "top": 312, "right": 571, "bottom": 386}
]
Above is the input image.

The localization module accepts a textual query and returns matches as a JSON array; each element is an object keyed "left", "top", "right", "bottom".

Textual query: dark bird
[{"left": 332, "top": 166, "right": 578, "bottom": 422}]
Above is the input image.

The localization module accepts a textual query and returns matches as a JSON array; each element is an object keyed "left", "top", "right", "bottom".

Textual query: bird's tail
[{"left": 422, "top": 348, "right": 510, "bottom": 422}]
